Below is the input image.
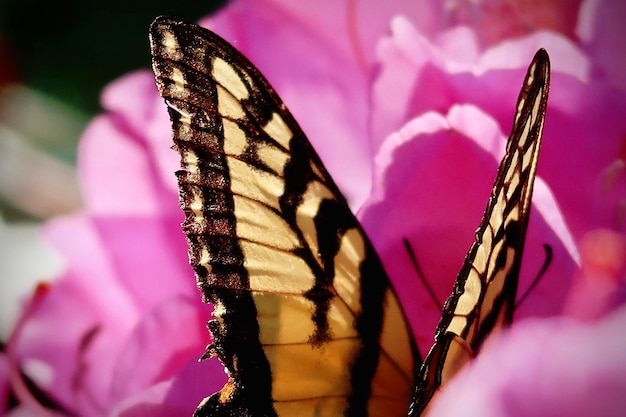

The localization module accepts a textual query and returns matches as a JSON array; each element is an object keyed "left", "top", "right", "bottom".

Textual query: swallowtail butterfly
[{"left": 149, "top": 16, "right": 550, "bottom": 417}]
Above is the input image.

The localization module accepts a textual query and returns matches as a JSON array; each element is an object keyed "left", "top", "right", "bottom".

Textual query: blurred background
[
  {"left": 0, "top": 1, "right": 225, "bottom": 337},
  {"left": 0, "top": 1, "right": 227, "bottom": 220}
]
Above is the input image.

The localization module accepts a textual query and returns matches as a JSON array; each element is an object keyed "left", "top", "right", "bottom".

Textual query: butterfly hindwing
[
  {"left": 150, "top": 16, "right": 417, "bottom": 417},
  {"left": 412, "top": 49, "right": 551, "bottom": 413}
]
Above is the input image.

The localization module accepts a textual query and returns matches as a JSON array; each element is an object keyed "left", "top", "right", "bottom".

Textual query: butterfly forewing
[
  {"left": 412, "top": 49, "right": 551, "bottom": 413},
  {"left": 150, "top": 16, "right": 417, "bottom": 417}
]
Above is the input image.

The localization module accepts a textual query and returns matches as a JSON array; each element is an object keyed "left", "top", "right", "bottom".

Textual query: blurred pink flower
[
  {"left": 427, "top": 229, "right": 626, "bottom": 416},
  {"left": 427, "top": 304, "right": 626, "bottom": 417},
  {"left": 3, "top": 0, "right": 625, "bottom": 415},
  {"left": 3, "top": 71, "right": 225, "bottom": 416},
  {"left": 357, "top": 6, "right": 626, "bottom": 346},
  {"left": 563, "top": 229, "right": 626, "bottom": 321}
]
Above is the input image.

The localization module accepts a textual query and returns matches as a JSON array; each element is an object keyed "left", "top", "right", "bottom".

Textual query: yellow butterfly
[{"left": 150, "top": 16, "right": 550, "bottom": 417}]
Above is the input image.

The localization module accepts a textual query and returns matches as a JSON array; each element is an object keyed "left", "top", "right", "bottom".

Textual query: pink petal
[
  {"left": 564, "top": 229, "right": 626, "bottom": 320},
  {"left": 108, "top": 355, "right": 225, "bottom": 417},
  {"left": 109, "top": 296, "right": 216, "bottom": 408},
  {"left": 0, "top": 354, "right": 8, "bottom": 411},
  {"left": 80, "top": 72, "right": 179, "bottom": 215},
  {"left": 78, "top": 114, "right": 168, "bottom": 215},
  {"left": 427, "top": 306, "right": 626, "bottom": 417},
  {"left": 577, "top": 0, "right": 626, "bottom": 91},
  {"left": 8, "top": 213, "right": 200, "bottom": 414},
  {"left": 360, "top": 105, "right": 578, "bottom": 346},
  {"left": 372, "top": 16, "right": 626, "bottom": 241}
]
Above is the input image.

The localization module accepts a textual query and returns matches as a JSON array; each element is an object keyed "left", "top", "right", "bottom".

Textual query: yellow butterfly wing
[
  {"left": 150, "top": 16, "right": 417, "bottom": 417},
  {"left": 412, "top": 49, "right": 551, "bottom": 414}
]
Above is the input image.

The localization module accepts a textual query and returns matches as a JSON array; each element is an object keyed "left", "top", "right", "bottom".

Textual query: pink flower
[
  {"left": 3, "top": 71, "right": 225, "bottom": 416},
  {"left": 3, "top": 0, "right": 625, "bottom": 415},
  {"left": 426, "top": 229, "right": 626, "bottom": 417},
  {"left": 427, "top": 305, "right": 626, "bottom": 417}
]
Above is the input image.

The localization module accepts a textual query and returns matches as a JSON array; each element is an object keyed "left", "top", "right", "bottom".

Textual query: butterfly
[{"left": 149, "top": 16, "right": 550, "bottom": 417}]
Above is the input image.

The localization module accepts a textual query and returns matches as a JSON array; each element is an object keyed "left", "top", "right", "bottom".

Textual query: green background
[
  {"left": 0, "top": 1, "right": 227, "bottom": 219},
  {"left": 0, "top": 1, "right": 226, "bottom": 114}
]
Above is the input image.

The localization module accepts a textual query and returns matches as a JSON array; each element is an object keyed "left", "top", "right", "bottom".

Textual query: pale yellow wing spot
[
  {"left": 160, "top": 31, "right": 182, "bottom": 60},
  {"left": 181, "top": 149, "right": 199, "bottom": 174},
  {"left": 198, "top": 247, "right": 212, "bottom": 272},
  {"left": 233, "top": 195, "right": 298, "bottom": 251},
  {"left": 217, "top": 84, "right": 246, "bottom": 119},
  {"left": 520, "top": 122, "right": 532, "bottom": 159},
  {"left": 243, "top": 241, "right": 314, "bottom": 294},
  {"left": 447, "top": 315, "right": 467, "bottom": 335},
  {"left": 189, "top": 191, "right": 205, "bottom": 220},
  {"left": 263, "top": 112, "right": 293, "bottom": 149},
  {"left": 170, "top": 67, "right": 188, "bottom": 97},
  {"left": 227, "top": 156, "right": 283, "bottom": 210},
  {"left": 212, "top": 57, "right": 250, "bottom": 101},
  {"left": 486, "top": 240, "right": 505, "bottom": 284},
  {"left": 522, "top": 143, "right": 538, "bottom": 173},
  {"left": 506, "top": 169, "right": 521, "bottom": 198},
  {"left": 178, "top": 110, "right": 193, "bottom": 140},
  {"left": 223, "top": 118, "right": 248, "bottom": 157},
  {"left": 474, "top": 226, "right": 494, "bottom": 272},
  {"left": 454, "top": 271, "right": 482, "bottom": 317},
  {"left": 257, "top": 142, "right": 290, "bottom": 176},
  {"left": 333, "top": 228, "right": 365, "bottom": 315},
  {"left": 211, "top": 299, "right": 226, "bottom": 328}
]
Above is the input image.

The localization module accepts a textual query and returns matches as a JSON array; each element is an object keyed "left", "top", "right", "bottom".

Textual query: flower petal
[
  {"left": 428, "top": 306, "right": 626, "bottom": 417},
  {"left": 360, "top": 105, "right": 578, "bottom": 345}
]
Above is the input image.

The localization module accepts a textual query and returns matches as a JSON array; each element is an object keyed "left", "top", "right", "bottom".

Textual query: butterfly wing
[
  {"left": 150, "top": 16, "right": 417, "bottom": 417},
  {"left": 412, "top": 49, "right": 551, "bottom": 413}
]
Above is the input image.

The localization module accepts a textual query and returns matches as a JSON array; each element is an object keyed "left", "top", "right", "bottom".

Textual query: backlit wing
[
  {"left": 412, "top": 49, "right": 551, "bottom": 414},
  {"left": 150, "top": 16, "right": 417, "bottom": 417}
]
